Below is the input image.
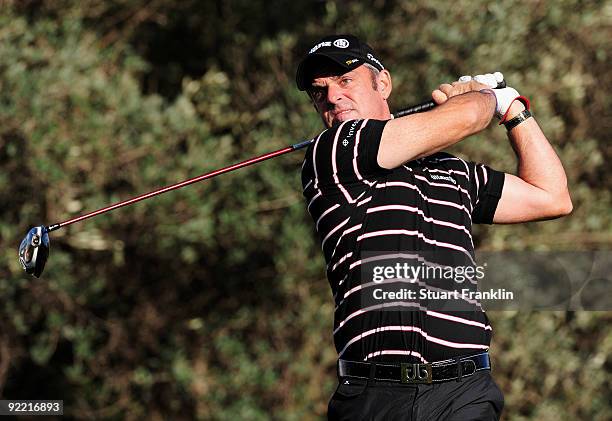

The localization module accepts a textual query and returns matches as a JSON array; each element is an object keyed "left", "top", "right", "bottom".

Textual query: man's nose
[{"left": 326, "top": 84, "right": 344, "bottom": 105}]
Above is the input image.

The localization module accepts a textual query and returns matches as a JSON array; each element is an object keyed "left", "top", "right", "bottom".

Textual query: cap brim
[{"left": 296, "top": 52, "right": 362, "bottom": 91}]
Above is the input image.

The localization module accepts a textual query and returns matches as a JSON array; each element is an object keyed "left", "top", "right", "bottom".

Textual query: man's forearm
[
  {"left": 507, "top": 102, "right": 571, "bottom": 203},
  {"left": 378, "top": 91, "right": 495, "bottom": 169},
  {"left": 492, "top": 102, "right": 573, "bottom": 223}
]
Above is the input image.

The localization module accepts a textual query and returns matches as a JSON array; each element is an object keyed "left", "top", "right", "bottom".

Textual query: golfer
[{"left": 296, "top": 34, "right": 571, "bottom": 420}]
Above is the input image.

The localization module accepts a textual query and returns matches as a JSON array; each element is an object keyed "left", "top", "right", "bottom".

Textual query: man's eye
[{"left": 340, "top": 78, "right": 352, "bottom": 87}]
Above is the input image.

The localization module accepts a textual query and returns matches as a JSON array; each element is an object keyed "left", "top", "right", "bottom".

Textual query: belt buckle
[{"left": 400, "top": 363, "right": 432, "bottom": 384}]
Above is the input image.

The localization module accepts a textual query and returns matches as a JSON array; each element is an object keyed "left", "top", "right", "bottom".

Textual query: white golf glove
[{"left": 459, "top": 72, "right": 529, "bottom": 121}]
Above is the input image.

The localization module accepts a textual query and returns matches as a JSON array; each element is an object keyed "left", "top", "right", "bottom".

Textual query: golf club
[{"left": 18, "top": 73, "right": 506, "bottom": 277}]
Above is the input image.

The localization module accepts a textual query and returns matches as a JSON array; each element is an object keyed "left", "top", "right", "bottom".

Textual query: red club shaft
[{"left": 46, "top": 144, "right": 301, "bottom": 232}]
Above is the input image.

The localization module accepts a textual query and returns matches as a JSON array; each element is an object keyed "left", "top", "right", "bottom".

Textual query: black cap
[{"left": 296, "top": 34, "right": 385, "bottom": 91}]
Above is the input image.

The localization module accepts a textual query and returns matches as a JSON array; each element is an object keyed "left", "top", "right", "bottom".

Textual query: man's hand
[
  {"left": 431, "top": 80, "right": 491, "bottom": 105},
  {"left": 458, "top": 73, "right": 527, "bottom": 121}
]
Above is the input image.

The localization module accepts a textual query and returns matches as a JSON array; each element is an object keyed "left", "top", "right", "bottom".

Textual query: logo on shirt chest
[{"left": 429, "top": 174, "right": 457, "bottom": 185}]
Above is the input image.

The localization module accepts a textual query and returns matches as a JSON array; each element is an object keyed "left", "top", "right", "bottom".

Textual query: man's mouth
[{"left": 332, "top": 109, "right": 354, "bottom": 121}]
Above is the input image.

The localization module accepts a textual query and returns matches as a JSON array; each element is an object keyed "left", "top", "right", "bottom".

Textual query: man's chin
[{"left": 330, "top": 113, "right": 358, "bottom": 127}]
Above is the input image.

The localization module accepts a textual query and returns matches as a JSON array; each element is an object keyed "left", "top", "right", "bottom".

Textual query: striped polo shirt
[{"left": 301, "top": 118, "right": 505, "bottom": 364}]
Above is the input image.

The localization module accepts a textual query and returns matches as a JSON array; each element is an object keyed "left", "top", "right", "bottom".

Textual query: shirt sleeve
[
  {"left": 309, "top": 119, "right": 389, "bottom": 189},
  {"left": 352, "top": 119, "right": 389, "bottom": 177},
  {"left": 468, "top": 162, "right": 505, "bottom": 224}
]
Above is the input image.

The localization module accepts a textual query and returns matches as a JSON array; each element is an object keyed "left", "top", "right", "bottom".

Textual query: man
[{"left": 296, "top": 34, "right": 571, "bottom": 420}]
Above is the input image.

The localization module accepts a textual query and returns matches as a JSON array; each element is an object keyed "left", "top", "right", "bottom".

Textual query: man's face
[{"left": 307, "top": 63, "right": 392, "bottom": 128}]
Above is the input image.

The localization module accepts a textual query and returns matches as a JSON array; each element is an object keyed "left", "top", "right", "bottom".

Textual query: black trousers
[{"left": 328, "top": 370, "right": 504, "bottom": 421}]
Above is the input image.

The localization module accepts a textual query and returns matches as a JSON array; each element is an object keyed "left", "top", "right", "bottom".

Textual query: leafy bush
[{"left": 0, "top": 1, "right": 609, "bottom": 419}]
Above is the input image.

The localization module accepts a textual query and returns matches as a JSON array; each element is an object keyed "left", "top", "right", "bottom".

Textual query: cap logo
[
  {"left": 367, "top": 53, "right": 384, "bottom": 69},
  {"left": 333, "top": 39, "right": 350, "bottom": 48}
]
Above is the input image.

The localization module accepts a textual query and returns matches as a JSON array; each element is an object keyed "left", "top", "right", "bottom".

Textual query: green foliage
[{"left": 0, "top": 1, "right": 609, "bottom": 420}]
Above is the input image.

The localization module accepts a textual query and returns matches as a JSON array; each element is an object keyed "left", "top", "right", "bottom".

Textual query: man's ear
[{"left": 378, "top": 69, "right": 392, "bottom": 100}]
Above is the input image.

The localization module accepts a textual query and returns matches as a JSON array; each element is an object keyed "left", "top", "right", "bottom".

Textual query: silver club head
[{"left": 18, "top": 226, "right": 50, "bottom": 278}]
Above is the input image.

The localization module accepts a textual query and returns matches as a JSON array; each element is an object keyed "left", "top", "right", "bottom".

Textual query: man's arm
[
  {"left": 493, "top": 101, "right": 573, "bottom": 223},
  {"left": 377, "top": 81, "right": 496, "bottom": 169},
  {"left": 378, "top": 77, "right": 571, "bottom": 222}
]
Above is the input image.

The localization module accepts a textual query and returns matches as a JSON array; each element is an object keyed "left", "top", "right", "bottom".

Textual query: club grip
[{"left": 392, "top": 100, "right": 436, "bottom": 118}]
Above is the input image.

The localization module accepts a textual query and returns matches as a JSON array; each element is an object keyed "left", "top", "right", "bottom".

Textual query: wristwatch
[{"left": 504, "top": 109, "right": 532, "bottom": 131}]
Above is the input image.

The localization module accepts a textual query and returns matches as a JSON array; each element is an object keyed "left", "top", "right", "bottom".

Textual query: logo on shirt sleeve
[{"left": 341, "top": 120, "right": 360, "bottom": 147}]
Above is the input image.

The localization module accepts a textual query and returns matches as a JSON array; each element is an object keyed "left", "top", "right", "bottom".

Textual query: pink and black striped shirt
[{"left": 301, "top": 119, "right": 504, "bottom": 363}]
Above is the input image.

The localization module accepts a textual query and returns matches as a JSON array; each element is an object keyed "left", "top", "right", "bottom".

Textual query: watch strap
[{"left": 504, "top": 109, "right": 532, "bottom": 131}]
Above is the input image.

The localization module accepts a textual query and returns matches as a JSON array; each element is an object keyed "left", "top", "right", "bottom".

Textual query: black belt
[{"left": 338, "top": 352, "right": 491, "bottom": 384}]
